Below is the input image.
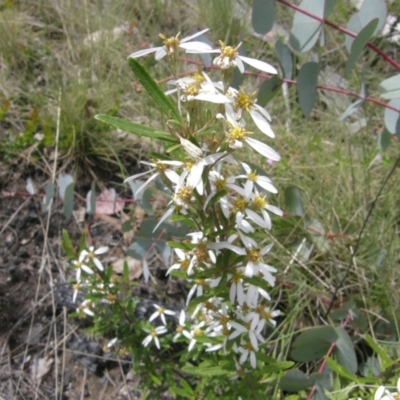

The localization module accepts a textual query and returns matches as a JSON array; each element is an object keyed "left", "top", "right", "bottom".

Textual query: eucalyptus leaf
[
  {"left": 127, "top": 57, "right": 180, "bottom": 121},
  {"left": 345, "top": 18, "right": 379, "bottom": 77},
  {"left": 275, "top": 40, "right": 293, "bottom": 80},
  {"left": 86, "top": 182, "right": 96, "bottom": 215},
  {"left": 345, "top": 0, "right": 387, "bottom": 51},
  {"left": 252, "top": 0, "right": 275, "bottom": 35},
  {"left": 324, "top": 0, "right": 338, "bottom": 17},
  {"left": 297, "top": 62, "right": 320, "bottom": 117},
  {"left": 257, "top": 75, "right": 282, "bottom": 107},
  {"left": 384, "top": 98, "right": 400, "bottom": 134},
  {"left": 378, "top": 74, "right": 400, "bottom": 100},
  {"left": 377, "top": 128, "right": 391, "bottom": 151},
  {"left": 340, "top": 98, "right": 364, "bottom": 120},
  {"left": 95, "top": 114, "right": 177, "bottom": 143},
  {"left": 290, "top": 0, "right": 324, "bottom": 52}
]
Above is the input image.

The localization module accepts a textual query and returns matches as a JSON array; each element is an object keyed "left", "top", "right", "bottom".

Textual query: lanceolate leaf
[
  {"left": 297, "top": 62, "right": 320, "bottom": 117},
  {"left": 345, "top": 18, "right": 379, "bottom": 77},
  {"left": 275, "top": 40, "right": 293, "bottom": 80},
  {"left": 345, "top": 0, "right": 387, "bottom": 51},
  {"left": 290, "top": 0, "right": 324, "bottom": 52},
  {"left": 252, "top": 0, "right": 275, "bottom": 35},
  {"left": 284, "top": 186, "right": 304, "bottom": 217},
  {"left": 127, "top": 57, "right": 181, "bottom": 121},
  {"left": 95, "top": 114, "right": 178, "bottom": 143},
  {"left": 378, "top": 74, "right": 400, "bottom": 100}
]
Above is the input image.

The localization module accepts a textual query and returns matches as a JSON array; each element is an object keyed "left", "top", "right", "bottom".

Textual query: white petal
[
  {"left": 180, "top": 28, "right": 210, "bottom": 43},
  {"left": 375, "top": 386, "right": 385, "bottom": 400},
  {"left": 93, "top": 258, "right": 104, "bottom": 272},
  {"left": 187, "top": 161, "right": 204, "bottom": 188},
  {"left": 244, "top": 180, "right": 253, "bottom": 198},
  {"left": 195, "top": 92, "right": 230, "bottom": 103},
  {"left": 245, "top": 137, "right": 280, "bottom": 161},
  {"left": 256, "top": 177, "right": 277, "bottom": 194},
  {"left": 246, "top": 209, "right": 271, "bottom": 229},
  {"left": 250, "top": 352, "right": 257, "bottom": 368},
  {"left": 142, "top": 258, "right": 150, "bottom": 282},
  {"left": 229, "top": 283, "right": 236, "bottom": 304},
  {"left": 134, "top": 172, "right": 159, "bottom": 196},
  {"left": 81, "top": 265, "right": 94, "bottom": 275},
  {"left": 124, "top": 169, "right": 153, "bottom": 183},
  {"left": 155, "top": 47, "right": 167, "bottom": 60},
  {"left": 94, "top": 246, "right": 109, "bottom": 255},
  {"left": 266, "top": 204, "right": 283, "bottom": 216},
  {"left": 261, "top": 243, "right": 273, "bottom": 256},
  {"left": 180, "top": 41, "right": 213, "bottom": 52},
  {"left": 152, "top": 206, "right": 175, "bottom": 232},
  {"left": 235, "top": 57, "right": 245, "bottom": 73},
  {"left": 253, "top": 103, "right": 271, "bottom": 121},
  {"left": 128, "top": 47, "right": 160, "bottom": 59},
  {"left": 240, "top": 56, "right": 278, "bottom": 74},
  {"left": 249, "top": 109, "right": 275, "bottom": 138}
]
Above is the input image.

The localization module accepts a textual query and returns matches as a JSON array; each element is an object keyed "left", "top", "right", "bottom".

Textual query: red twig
[{"left": 276, "top": 0, "right": 400, "bottom": 71}]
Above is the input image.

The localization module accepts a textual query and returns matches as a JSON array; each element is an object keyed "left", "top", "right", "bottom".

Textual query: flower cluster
[{"left": 125, "top": 28, "right": 281, "bottom": 369}]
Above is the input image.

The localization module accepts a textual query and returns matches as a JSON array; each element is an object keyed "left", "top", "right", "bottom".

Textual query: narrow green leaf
[
  {"left": 252, "top": 0, "right": 275, "bottom": 34},
  {"left": 324, "top": 356, "right": 357, "bottom": 381},
  {"left": 335, "top": 327, "right": 358, "bottom": 374},
  {"left": 63, "top": 182, "right": 74, "bottom": 219},
  {"left": 345, "top": 0, "right": 387, "bottom": 51},
  {"left": 384, "top": 98, "right": 400, "bottom": 134},
  {"left": 297, "top": 62, "right": 320, "bottom": 117},
  {"left": 291, "top": 326, "right": 338, "bottom": 362},
  {"left": 290, "top": 0, "right": 324, "bottom": 52},
  {"left": 127, "top": 57, "right": 180, "bottom": 121},
  {"left": 378, "top": 74, "right": 400, "bottom": 100},
  {"left": 329, "top": 301, "right": 356, "bottom": 320},
  {"left": 346, "top": 18, "right": 379, "bottom": 77},
  {"left": 275, "top": 40, "right": 293, "bottom": 79},
  {"left": 284, "top": 186, "right": 304, "bottom": 217},
  {"left": 62, "top": 229, "right": 75, "bottom": 258},
  {"left": 95, "top": 114, "right": 177, "bottom": 143},
  {"left": 182, "top": 364, "right": 229, "bottom": 377},
  {"left": 257, "top": 75, "right": 282, "bottom": 107},
  {"left": 363, "top": 334, "right": 392, "bottom": 364}
]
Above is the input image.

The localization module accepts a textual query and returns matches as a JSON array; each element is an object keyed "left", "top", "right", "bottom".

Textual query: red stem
[{"left": 276, "top": 0, "right": 400, "bottom": 71}]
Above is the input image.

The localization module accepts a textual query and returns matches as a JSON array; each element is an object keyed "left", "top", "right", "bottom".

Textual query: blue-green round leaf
[
  {"left": 252, "top": 0, "right": 275, "bottom": 35},
  {"left": 384, "top": 98, "right": 400, "bottom": 135},
  {"left": 290, "top": 0, "right": 324, "bottom": 52},
  {"left": 297, "top": 62, "right": 320, "bottom": 117},
  {"left": 324, "top": 0, "right": 338, "bottom": 17},
  {"left": 291, "top": 326, "right": 338, "bottom": 362},
  {"left": 377, "top": 128, "right": 391, "bottom": 151},
  {"left": 378, "top": 74, "right": 400, "bottom": 100},
  {"left": 345, "top": 18, "right": 379, "bottom": 77},
  {"left": 345, "top": 0, "right": 387, "bottom": 51}
]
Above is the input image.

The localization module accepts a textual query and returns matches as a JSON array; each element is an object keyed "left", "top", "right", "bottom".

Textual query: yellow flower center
[
  {"left": 235, "top": 89, "right": 256, "bottom": 111},
  {"left": 215, "top": 177, "right": 226, "bottom": 190},
  {"left": 247, "top": 171, "right": 258, "bottom": 182},
  {"left": 219, "top": 40, "right": 241, "bottom": 60},
  {"left": 228, "top": 126, "right": 248, "bottom": 141},
  {"left": 184, "top": 84, "right": 200, "bottom": 97},
  {"left": 232, "top": 196, "right": 248, "bottom": 213},
  {"left": 194, "top": 242, "right": 208, "bottom": 263},
  {"left": 155, "top": 162, "right": 168, "bottom": 173},
  {"left": 159, "top": 32, "right": 181, "bottom": 56},
  {"left": 244, "top": 341, "right": 254, "bottom": 351},
  {"left": 247, "top": 248, "right": 261, "bottom": 263},
  {"left": 193, "top": 70, "right": 205, "bottom": 84},
  {"left": 252, "top": 194, "right": 267, "bottom": 209},
  {"left": 181, "top": 259, "right": 190, "bottom": 272},
  {"left": 176, "top": 325, "right": 184, "bottom": 333},
  {"left": 176, "top": 185, "right": 194, "bottom": 204}
]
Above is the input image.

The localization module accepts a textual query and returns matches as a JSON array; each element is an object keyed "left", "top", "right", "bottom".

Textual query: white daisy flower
[
  {"left": 129, "top": 28, "right": 212, "bottom": 61},
  {"left": 226, "top": 88, "right": 275, "bottom": 138},
  {"left": 142, "top": 326, "right": 168, "bottom": 349},
  {"left": 192, "top": 40, "right": 277, "bottom": 74},
  {"left": 80, "top": 245, "right": 109, "bottom": 273},
  {"left": 149, "top": 304, "right": 176, "bottom": 325},
  {"left": 238, "top": 162, "right": 277, "bottom": 197}
]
